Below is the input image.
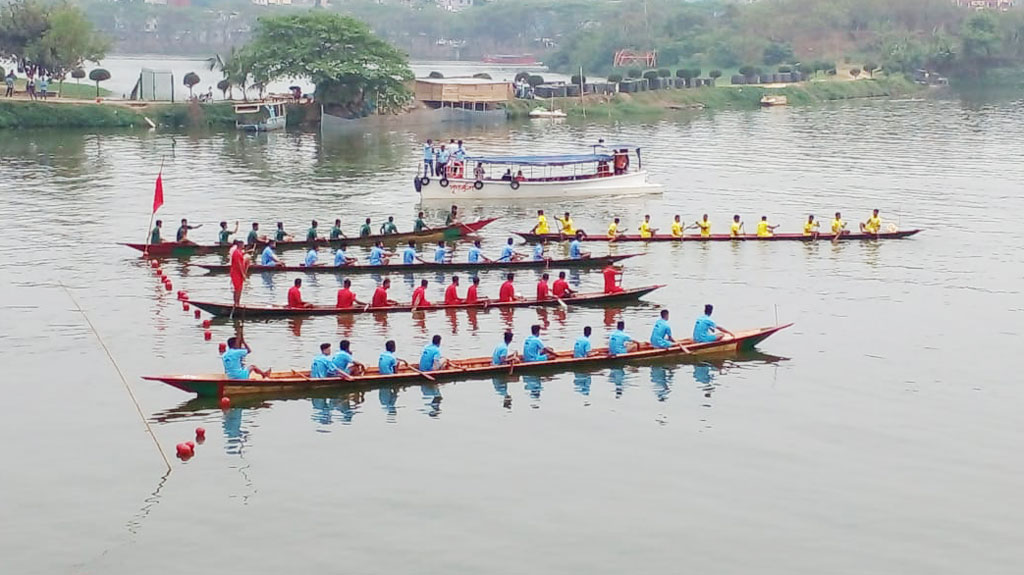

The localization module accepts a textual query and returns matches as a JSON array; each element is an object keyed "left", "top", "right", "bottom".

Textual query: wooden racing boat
[
  {"left": 515, "top": 229, "right": 922, "bottom": 243},
  {"left": 188, "top": 285, "right": 662, "bottom": 318},
  {"left": 123, "top": 218, "right": 498, "bottom": 257},
  {"left": 144, "top": 323, "right": 791, "bottom": 397},
  {"left": 190, "top": 254, "right": 637, "bottom": 274}
]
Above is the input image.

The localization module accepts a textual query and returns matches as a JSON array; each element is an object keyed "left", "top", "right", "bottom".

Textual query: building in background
[
  {"left": 437, "top": 0, "right": 473, "bottom": 12},
  {"left": 953, "top": 0, "right": 1015, "bottom": 10}
]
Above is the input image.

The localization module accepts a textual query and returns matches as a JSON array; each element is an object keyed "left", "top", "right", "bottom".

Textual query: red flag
[{"left": 152, "top": 172, "right": 164, "bottom": 214}]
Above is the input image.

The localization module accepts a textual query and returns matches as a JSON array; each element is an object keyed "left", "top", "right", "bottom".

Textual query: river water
[{"left": 1, "top": 95, "right": 1022, "bottom": 574}]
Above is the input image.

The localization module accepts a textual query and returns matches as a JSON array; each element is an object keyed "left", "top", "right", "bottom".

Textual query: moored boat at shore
[
  {"left": 515, "top": 229, "right": 922, "bottom": 243},
  {"left": 188, "top": 284, "right": 663, "bottom": 319},
  {"left": 191, "top": 253, "right": 637, "bottom": 275},
  {"left": 124, "top": 218, "right": 498, "bottom": 257},
  {"left": 144, "top": 324, "right": 791, "bottom": 398}
]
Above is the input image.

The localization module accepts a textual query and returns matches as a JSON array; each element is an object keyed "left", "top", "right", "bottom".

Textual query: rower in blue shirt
[
  {"left": 368, "top": 241, "right": 392, "bottom": 265},
  {"left": 523, "top": 324, "right": 556, "bottom": 362},
  {"left": 608, "top": 320, "right": 639, "bottom": 356},
  {"left": 498, "top": 237, "right": 523, "bottom": 262},
  {"left": 532, "top": 242, "right": 545, "bottom": 261},
  {"left": 261, "top": 241, "right": 282, "bottom": 266},
  {"left": 419, "top": 334, "right": 451, "bottom": 371},
  {"left": 573, "top": 326, "right": 594, "bottom": 358},
  {"left": 378, "top": 340, "right": 406, "bottom": 375},
  {"left": 311, "top": 342, "right": 339, "bottom": 378},
  {"left": 304, "top": 248, "right": 318, "bottom": 267},
  {"left": 433, "top": 240, "right": 449, "bottom": 263},
  {"left": 693, "top": 304, "right": 735, "bottom": 343},
  {"left": 650, "top": 309, "right": 675, "bottom": 349},
  {"left": 221, "top": 336, "right": 270, "bottom": 380},
  {"left": 492, "top": 331, "right": 520, "bottom": 365},
  {"left": 334, "top": 244, "right": 356, "bottom": 266},
  {"left": 402, "top": 240, "right": 420, "bottom": 265},
  {"left": 467, "top": 239, "right": 492, "bottom": 264},
  {"left": 569, "top": 231, "right": 590, "bottom": 259},
  {"left": 331, "top": 340, "right": 365, "bottom": 375}
]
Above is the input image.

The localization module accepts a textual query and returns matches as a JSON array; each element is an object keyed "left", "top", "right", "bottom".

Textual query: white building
[{"left": 437, "top": 0, "right": 472, "bottom": 12}]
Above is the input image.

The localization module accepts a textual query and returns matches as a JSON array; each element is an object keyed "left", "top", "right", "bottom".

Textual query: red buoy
[
  {"left": 164, "top": 281, "right": 173, "bottom": 291},
  {"left": 177, "top": 290, "right": 184, "bottom": 300},
  {"left": 219, "top": 396, "right": 231, "bottom": 409},
  {"left": 185, "top": 441, "right": 195, "bottom": 450},
  {"left": 150, "top": 259, "right": 159, "bottom": 268},
  {"left": 202, "top": 319, "right": 211, "bottom": 329},
  {"left": 195, "top": 427, "right": 206, "bottom": 439},
  {"left": 176, "top": 442, "right": 193, "bottom": 458},
  {"left": 156, "top": 268, "right": 163, "bottom": 278},
  {"left": 182, "top": 302, "right": 190, "bottom": 311},
  {"left": 193, "top": 309, "right": 201, "bottom": 319},
  {"left": 180, "top": 291, "right": 189, "bottom": 301},
  {"left": 218, "top": 342, "right": 227, "bottom": 353},
  {"left": 203, "top": 330, "right": 212, "bottom": 341}
]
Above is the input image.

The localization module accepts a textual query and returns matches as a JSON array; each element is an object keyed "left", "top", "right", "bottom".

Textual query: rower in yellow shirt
[
  {"left": 638, "top": 214, "right": 657, "bottom": 238},
  {"left": 756, "top": 216, "right": 778, "bottom": 238},
  {"left": 730, "top": 215, "right": 744, "bottom": 237},
  {"left": 689, "top": 214, "right": 711, "bottom": 238},
  {"left": 670, "top": 215, "right": 684, "bottom": 238},
  {"left": 531, "top": 209, "right": 550, "bottom": 234},
  {"left": 860, "top": 209, "right": 882, "bottom": 234},
  {"left": 607, "top": 217, "right": 624, "bottom": 240},
  {"left": 556, "top": 211, "right": 576, "bottom": 236},
  {"left": 803, "top": 214, "right": 820, "bottom": 236},
  {"left": 831, "top": 211, "right": 846, "bottom": 236}
]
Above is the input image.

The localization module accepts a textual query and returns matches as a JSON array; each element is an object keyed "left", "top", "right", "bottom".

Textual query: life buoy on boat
[
  {"left": 448, "top": 162, "right": 464, "bottom": 179},
  {"left": 510, "top": 180, "right": 520, "bottom": 190},
  {"left": 440, "top": 177, "right": 449, "bottom": 187},
  {"left": 413, "top": 177, "right": 422, "bottom": 193},
  {"left": 473, "top": 180, "right": 484, "bottom": 190},
  {"left": 420, "top": 176, "right": 430, "bottom": 186}
]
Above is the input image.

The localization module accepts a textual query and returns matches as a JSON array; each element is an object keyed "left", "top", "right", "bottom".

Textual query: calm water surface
[{"left": 1, "top": 96, "right": 1023, "bottom": 574}]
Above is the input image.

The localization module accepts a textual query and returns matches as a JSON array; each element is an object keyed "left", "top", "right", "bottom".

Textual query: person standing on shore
[{"left": 4, "top": 71, "right": 15, "bottom": 98}]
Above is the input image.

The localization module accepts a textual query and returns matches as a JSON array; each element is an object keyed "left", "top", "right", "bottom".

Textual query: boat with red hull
[
  {"left": 515, "top": 229, "right": 922, "bottom": 243},
  {"left": 191, "top": 254, "right": 636, "bottom": 275},
  {"left": 188, "top": 285, "right": 663, "bottom": 319},
  {"left": 123, "top": 218, "right": 498, "bottom": 257},
  {"left": 144, "top": 324, "right": 791, "bottom": 398}
]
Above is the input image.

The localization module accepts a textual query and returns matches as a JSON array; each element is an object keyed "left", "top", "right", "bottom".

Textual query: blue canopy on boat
[{"left": 465, "top": 153, "right": 613, "bottom": 166}]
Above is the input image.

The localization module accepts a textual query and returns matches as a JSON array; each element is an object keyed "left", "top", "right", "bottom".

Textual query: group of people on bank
[{"left": 220, "top": 305, "right": 734, "bottom": 380}]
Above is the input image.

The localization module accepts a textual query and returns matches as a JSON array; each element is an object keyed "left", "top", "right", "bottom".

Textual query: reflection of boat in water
[{"left": 234, "top": 101, "right": 287, "bottom": 132}]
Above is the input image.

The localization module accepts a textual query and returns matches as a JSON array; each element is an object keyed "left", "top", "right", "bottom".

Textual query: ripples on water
[{"left": 2, "top": 96, "right": 1023, "bottom": 574}]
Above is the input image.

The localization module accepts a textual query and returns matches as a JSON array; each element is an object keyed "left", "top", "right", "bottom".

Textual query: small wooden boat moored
[
  {"left": 515, "top": 229, "right": 922, "bottom": 243},
  {"left": 190, "top": 254, "right": 637, "bottom": 275},
  {"left": 760, "top": 95, "right": 788, "bottom": 107},
  {"left": 123, "top": 218, "right": 498, "bottom": 258},
  {"left": 144, "top": 323, "right": 791, "bottom": 397},
  {"left": 188, "top": 284, "right": 663, "bottom": 319}
]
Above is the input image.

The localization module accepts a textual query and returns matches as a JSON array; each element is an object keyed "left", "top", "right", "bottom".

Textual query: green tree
[
  {"left": 960, "top": 12, "right": 1000, "bottom": 71},
  {"left": 88, "top": 67, "right": 109, "bottom": 97},
  {"left": 862, "top": 62, "right": 878, "bottom": 77},
  {"left": 708, "top": 69, "right": 722, "bottom": 85},
  {"left": 71, "top": 67, "right": 85, "bottom": 83},
  {"left": 763, "top": 42, "right": 794, "bottom": 66},
  {"left": 607, "top": 73, "right": 623, "bottom": 83},
  {"left": 183, "top": 71, "right": 200, "bottom": 98},
  {"left": 207, "top": 47, "right": 251, "bottom": 101},
  {"left": 216, "top": 79, "right": 229, "bottom": 99},
  {"left": 850, "top": 67, "right": 861, "bottom": 78},
  {"left": 676, "top": 68, "right": 696, "bottom": 86},
  {"left": 244, "top": 12, "right": 413, "bottom": 117},
  {"left": 0, "top": 0, "right": 108, "bottom": 86}
]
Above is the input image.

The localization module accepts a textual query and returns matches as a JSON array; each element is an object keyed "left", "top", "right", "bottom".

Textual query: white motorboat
[
  {"left": 529, "top": 107, "right": 567, "bottom": 118},
  {"left": 415, "top": 145, "right": 662, "bottom": 200},
  {"left": 234, "top": 101, "right": 287, "bottom": 132}
]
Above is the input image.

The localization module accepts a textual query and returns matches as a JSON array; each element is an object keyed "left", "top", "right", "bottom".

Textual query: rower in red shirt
[
  {"left": 552, "top": 271, "right": 576, "bottom": 298},
  {"left": 603, "top": 265, "right": 624, "bottom": 294},
  {"left": 371, "top": 278, "right": 397, "bottom": 308},
  {"left": 536, "top": 272, "right": 551, "bottom": 300},
  {"left": 411, "top": 279, "right": 431, "bottom": 309},
  {"left": 335, "top": 278, "right": 365, "bottom": 308},
  {"left": 466, "top": 276, "right": 488, "bottom": 305},
  {"left": 498, "top": 272, "right": 519, "bottom": 303},
  {"left": 444, "top": 275, "right": 464, "bottom": 305},
  {"left": 287, "top": 277, "right": 314, "bottom": 308}
]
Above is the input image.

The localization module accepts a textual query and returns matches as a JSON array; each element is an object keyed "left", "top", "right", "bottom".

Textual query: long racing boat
[
  {"left": 190, "top": 254, "right": 637, "bottom": 275},
  {"left": 515, "top": 229, "right": 922, "bottom": 243},
  {"left": 144, "top": 323, "right": 791, "bottom": 398},
  {"left": 124, "top": 218, "right": 498, "bottom": 257},
  {"left": 188, "top": 285, "right": 663, "bottom": 319}
]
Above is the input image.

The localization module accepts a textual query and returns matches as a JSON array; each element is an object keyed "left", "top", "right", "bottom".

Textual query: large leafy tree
[
  {"left": 244, "top": 12, "right": 413, "bottom": 117},
  {"left": 0, "top": 0, "right": 108, "bottom": 83}
]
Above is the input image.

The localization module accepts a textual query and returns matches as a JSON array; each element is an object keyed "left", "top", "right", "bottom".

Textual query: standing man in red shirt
[
  {"left": 499, "top": 273, "right": 520, "bottom": 303},
  {"left": 411, "top": 279, "right": 431, "bottom": 309},
  {"left": 536, "top": 272, "right": 551, "bottom": 300},
  {"left": 287, "top": 278, "right": 314, "bottom": 308},
  {"left": 336, "top": 278, "right": 366, "bottom": 309},
  {"left": 371, "top": 278, "right": 397, "bottom": 308},
  {"left": 603, "top": 265, "right": 624, "bottom": 294},
  {"left": 229, "top": 239, "right": 250, "bottom": 309},
  {"left": 552, "top": 271, "right": 575, "bottom": 298},
  {"left": 444, "top": 276, "right": 464, "bottom": 305}
]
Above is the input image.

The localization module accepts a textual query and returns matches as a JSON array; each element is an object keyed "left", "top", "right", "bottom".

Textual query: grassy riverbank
[
  {"left": 505, "top": 76, "right": 923, "bottom": 119},
  {"left": 0, "top": 101, "right": 237, "bottom": 129}
]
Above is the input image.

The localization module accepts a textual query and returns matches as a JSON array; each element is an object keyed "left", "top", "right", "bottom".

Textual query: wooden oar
[
  {"left": 555, "top": 296, "right": 569, "bottom": 310},
  {"left": 406, "top": 365, "right": 437, "bottom": 382},
  {"left": 832, "top": 227, "right": 843, "bottom": 245},
  {"left": 291, "top": 369, "right": 313, "bottom": 382}
]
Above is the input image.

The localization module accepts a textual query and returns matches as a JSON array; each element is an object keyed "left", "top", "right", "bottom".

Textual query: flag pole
[{"left": 142, "top": 157, "right": 165, "bottom": 257}]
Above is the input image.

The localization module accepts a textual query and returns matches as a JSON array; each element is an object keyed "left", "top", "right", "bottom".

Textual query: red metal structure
[{"left": 613, "top": 50, "right": 657, "bottom": 68}]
